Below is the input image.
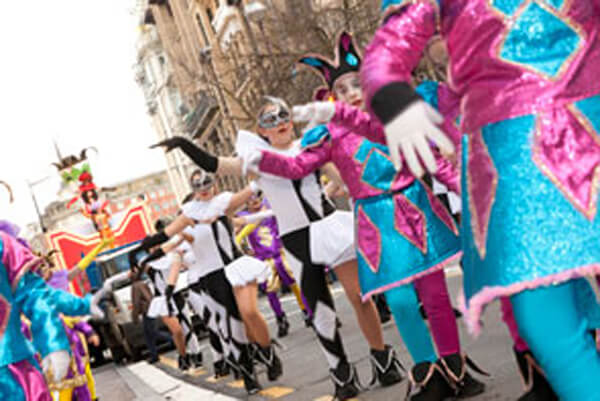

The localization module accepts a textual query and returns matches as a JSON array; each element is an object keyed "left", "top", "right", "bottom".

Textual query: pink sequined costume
[{"left": 361, "top": 1, "right": 600, "bottom": 399}]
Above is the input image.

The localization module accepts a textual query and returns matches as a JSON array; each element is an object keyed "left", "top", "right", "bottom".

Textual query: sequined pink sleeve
[
  {"left": 331, "top": 102, "right": 386, "bottom": 144},
  {"left": 258, "top": 141, "right": 332, "bottom": 180},
  {"left": 362, "top": 2, "right": 438, "bottom": 112},
  {"left": 1, "top": 232, "right": 41, "bottom": 290}
]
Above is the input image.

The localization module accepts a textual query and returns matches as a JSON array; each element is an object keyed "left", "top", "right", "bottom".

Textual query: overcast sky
[{"left": 0, "top": 1, "right": 167, "bottom": 226}]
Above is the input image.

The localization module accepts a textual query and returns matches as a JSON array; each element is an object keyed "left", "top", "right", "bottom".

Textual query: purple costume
[
  {"left": 362, "top": 1, "right": 600, "bottom": 399},
  {"left": 237, "top": 203, "right": 308, "bottom": 318}
]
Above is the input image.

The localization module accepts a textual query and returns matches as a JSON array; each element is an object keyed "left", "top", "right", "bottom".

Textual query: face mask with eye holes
[{"left": 258, "top": 107, "right": 291, "bottom": 129}]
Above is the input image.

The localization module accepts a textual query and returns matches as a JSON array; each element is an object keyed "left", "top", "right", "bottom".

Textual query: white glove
[
  {"left": 90, "top": 289, "right": 105, "bottom": 320},
  {"left": 42, "top": 350, "right": 70, "bottom": 382},
  {"left": 292, "top": 102, "right": 336, "bottom": 129},
  {"left": 384, "top": 100, "right": 455, "bottom": 177}
]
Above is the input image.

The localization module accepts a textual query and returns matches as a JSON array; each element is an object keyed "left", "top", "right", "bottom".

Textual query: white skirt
[
  {"left": 147, "top": 295, "right": 178, "bottom": 318},
  {"left": 309, "top": 210, "right": 356, "bottom": 268},
  {"left": 225, "top": 255, "right": 271, "bottom": 287}
]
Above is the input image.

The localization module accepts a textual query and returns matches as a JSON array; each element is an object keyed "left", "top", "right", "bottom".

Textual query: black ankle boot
[
  {"left": 330, "top": 360, "right": 361, "bottom": 401},
  {"left": 189, "top": 353, "right": 203, "bottom": 368},
  {"left": 226, "top": 354, "right": 241, "bottom": 379},
  {"left": 409, "top": 361, "right": 454, "bottom": 401},
  {"left": 514, "top": 349, "right": 558, "bottom": 401},
  {"left": 178, "top": 354, "right": 190, "bottom": 371},
  {"left": 441, "top": 354, "right": 487, "bottom": 398},
  {"left": 256, "top": 344, "right": 283, "bottom": 381},
  {"left": 370, "top": 345, "right": 404, "bottom": 387},
  {"left": 213, "top": 359, "right": 230, "bottom": 378},
  {"left": 277, "top": 314, "right": 290, "bottom": 338},
  {"left": 239, "top": 349, "right": 261, "bottom": 395}
]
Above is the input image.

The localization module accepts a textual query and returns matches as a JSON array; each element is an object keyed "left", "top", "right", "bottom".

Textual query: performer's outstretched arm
[{"left": 256, "top": 126, "right": 333, "bottom": 179}]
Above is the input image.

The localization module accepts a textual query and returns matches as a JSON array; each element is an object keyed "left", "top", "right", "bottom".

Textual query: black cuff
[
  {"left": 141, "top": 230, "right": 169, "bottom": 250},
  {"left": 140, "top": 248, "right": 166, "bottom": 268},
  {"left": 165, "top": 284, "right": 175, "bottom": 299},
  {"left": 178, "top": 139, "right": 219, "bottom": 173},
  {"left": 370, "top": 82, "right": 421, "bottom": 125}
]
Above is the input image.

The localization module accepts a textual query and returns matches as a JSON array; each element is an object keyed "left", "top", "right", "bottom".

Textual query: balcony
[{"left": 183, "top": 94, "right": 219, "bottom": 138}]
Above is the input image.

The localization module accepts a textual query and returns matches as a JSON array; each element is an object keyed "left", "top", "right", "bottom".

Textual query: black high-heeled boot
[
  {"left": 239, "top": 347, "right": 261, "bottom": 395},
  {"left": 408, "top": 361, "right": 454, "bottom": 401},
  {"left": 330, "top": 359, "right": 361, "bottom": 401},
  {"left": 440, "top": 353, "right": 487, "bottom": 398},
  {"left": 514, "top": 349, "right": 558, "bottom": 401},
  {"left": 369, "top": 345, "right": 404, "bottom": 387},
  {"left": 256, "top": 344, "right": 283, "bottom": 381}
]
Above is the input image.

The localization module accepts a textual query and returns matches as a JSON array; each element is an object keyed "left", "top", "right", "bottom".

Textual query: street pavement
[{"left": 95, "top": 268, "right": 528, "bottom": 401}]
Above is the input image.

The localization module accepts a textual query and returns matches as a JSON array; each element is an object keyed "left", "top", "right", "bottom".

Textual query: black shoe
[
  {"left": 370, "top": 345, "right": 404, "bottom": 387},
  {"left": 147, "top": 356, "right": 159, "bottom": 364},
  {"left": 256, "top": 344, "right": 283, "bottom": 381},
  {"left": 408, "top": 361, "right": 454, "bottom": 401},
  {"left": 330, "top": 360, "right": 361, "bottom": 401},
  {"left": 277, "top": 314, "right": 290, "bottom": 338},
  {"left": 514, "top": 349, "right": 558, "bottom": 401},
  {"left": 178, "top": 354, "right": 191, "bottom": 371},
  {"left": 304, "top": 311, "right": 313, "bottom": 328},
  {"left": 441, "top": 354, "right": 487, "bottom": 399},
  {"left": 213, "top": 359, "right": 230, "bottom": 378},
  {"left": 336, "top": 318, "right": 343, "bottom": 329},
  {"left": 239, "top": 349, "right": 261, "bottom": 395},
  {"left": 189, "top": 353, "right": 203, "bottom": 368},
  {"left": 453, "top": 308, "right": 463, "bottom": 319}
]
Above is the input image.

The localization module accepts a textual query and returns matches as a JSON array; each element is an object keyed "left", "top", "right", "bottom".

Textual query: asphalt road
[{"left": 95, "top": 271, "right": 528, "bottom": 401}]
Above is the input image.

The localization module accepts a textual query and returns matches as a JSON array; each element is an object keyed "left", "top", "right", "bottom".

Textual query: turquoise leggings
[
  {"left": 511, "top": 279, "right": 600, "bottom": 401},
  {"left": 385, "top": 284, "right": 437, "bottom": 363}
]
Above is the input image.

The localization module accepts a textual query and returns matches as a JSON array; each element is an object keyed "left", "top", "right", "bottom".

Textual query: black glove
[
  {"left": 128, "top": 245, "right": 144, "bottom": 270},
  {"left": 140, "top": 230, "right": 169, "bottom": 250},
  {"left": 139, "top": 248, "right": 166, "bottom": 269},
  {"left": 165, "top": 284, "right": 175, "bottom": 316},
  {"left": 370, "top": 82, "right": 421, "bottom": 125},
  {"left": 150, "top": 136, "right": 219, "bottom": 173}
]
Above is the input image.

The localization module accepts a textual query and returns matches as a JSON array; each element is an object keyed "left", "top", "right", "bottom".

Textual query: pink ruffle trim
[
  {"left": 361, "top": 251, "right": 463, "bottom": 302},
  {"left": 459, "top": 262, "right": 600, "bottom": 337}
]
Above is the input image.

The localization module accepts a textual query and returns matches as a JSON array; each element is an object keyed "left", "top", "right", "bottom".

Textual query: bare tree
[{"left": 166, "top": 0, "right": 381, "bottom": 131}]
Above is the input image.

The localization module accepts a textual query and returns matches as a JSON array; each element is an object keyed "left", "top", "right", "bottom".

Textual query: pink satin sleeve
[
  {"left": 1, "top": 232, "right": 40, "bottom": 289},
  {"left": 361, "top": 2, "right": 438, "bottom": 111},
  {"left": 331, "top": 102, "right": 386, "bottom": 144},
  {"left": 259, "top": 144, "right": 332, "bottom": 180}
]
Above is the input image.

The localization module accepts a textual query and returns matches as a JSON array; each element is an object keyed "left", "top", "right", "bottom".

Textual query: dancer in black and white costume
[
  {"left": 138, "top": 230, "right": 194, "bottom": 371},
  {"left": 168, "top": 236, "right": 205, "bottom": 369},
  {"left": 149, "top": 97, "right": 402, "bottom": 400},
  {"left": 131, "top": 171, "right": 281, "bottom": 394}
]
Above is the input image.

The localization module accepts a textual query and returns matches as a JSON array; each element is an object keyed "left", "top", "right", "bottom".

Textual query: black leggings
[{"left": 281, "top": 227, "right": 347, "bottom": 369}]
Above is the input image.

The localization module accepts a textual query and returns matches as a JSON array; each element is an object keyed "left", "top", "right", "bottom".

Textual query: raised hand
[
  {"left": 150, "top": 136, "right": 188, "bottom": 152},
  {"left": 384, "top": 101, "right": 454, "bottom": 177}
]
